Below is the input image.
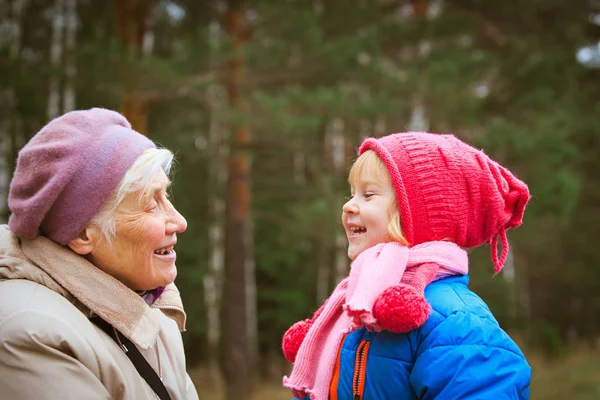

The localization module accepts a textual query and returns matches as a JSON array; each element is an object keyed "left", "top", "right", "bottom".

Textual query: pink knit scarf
[{"left": 283, "top": 241, "right": 469, "bottom": 400}]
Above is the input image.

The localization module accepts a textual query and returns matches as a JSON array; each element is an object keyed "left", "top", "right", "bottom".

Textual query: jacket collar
[{"left": 0, "top": 225, "right": 186, "bottom": 349}]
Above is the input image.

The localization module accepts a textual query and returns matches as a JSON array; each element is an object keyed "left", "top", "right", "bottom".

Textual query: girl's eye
[
  {"left": 345, "top": 194, "right": 355, "bottom": 201},
  {"left": 365, "top": 193, "right": 375, "bottom": 198}
]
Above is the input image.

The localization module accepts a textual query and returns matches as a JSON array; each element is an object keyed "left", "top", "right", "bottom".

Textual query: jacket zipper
[
  {"left": 329, "top": 335, "right": 346, "bottom": 400},
  {"left": 352, "top": 339, "right": 371, "bottom": 400}
]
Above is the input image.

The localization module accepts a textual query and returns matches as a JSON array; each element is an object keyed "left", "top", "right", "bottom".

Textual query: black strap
[{"left": 92, "top": 317, "right": 172, "bottom": 400}]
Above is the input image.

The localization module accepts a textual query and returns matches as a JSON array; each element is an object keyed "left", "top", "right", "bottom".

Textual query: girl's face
[{"left": 342, "top": 159, "right": 396, "bottom": 260}]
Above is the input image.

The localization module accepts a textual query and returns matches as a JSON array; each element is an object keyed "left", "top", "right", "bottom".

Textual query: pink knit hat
[
  {"left": 359, "top": 132, "right": 530, "bottom": 272},
  {"left": 8, "top": 108, "right": 155, "bottom": 245},
  {"left": 280, "top": 132, "right": 531, "bottom": 364}
]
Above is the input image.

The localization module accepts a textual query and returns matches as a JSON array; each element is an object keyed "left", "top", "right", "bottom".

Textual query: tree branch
[{"left": 134, "top": 72, "right": 218, "bottom": 105}]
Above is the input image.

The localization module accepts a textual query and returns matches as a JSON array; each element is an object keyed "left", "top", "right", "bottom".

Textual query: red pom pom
[
  {"left": 373, "top": 284, "right": 431, "bottom": 333},
  {"left": 282, "top": 319, "right": 313, "bottom": 363}
]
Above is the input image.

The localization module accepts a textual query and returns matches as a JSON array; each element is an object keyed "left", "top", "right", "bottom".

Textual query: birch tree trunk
[
  {"left": 519, "top": 253, "right": 532, "bottom": 327},
  {"left": 316, "top": 235, "right": 330, "bottom": 303},
  {"left": 507, "top": 247, "right": 532, "bottom": 330},
  {"left": 0, "top": 2, "right": 10, "bottom": 222},
  {"left": 221, "top": 1, "right": 253, "bottom": 398},
  {"left": 316, "top": 119, "right": 337, "bottom": 301},
  {"left": 62, "top": 0, "right": 76, "bottom": 112},
  {"left": 0, "top": 134, "right": 7, "bottom": 223},
  {"left": 374, "top": 116, "right": 387, "bottom": 137},
  {"left": 407, "top": 101, "right": 429, "bottom": 132},
  {"left": 142, "top": 10, "right": 155, "bottom": 58},
  {"left": 9, "top": 0, "right": 25, "bottom": 59},
  {"left": 1, "top": 0, "right": 27, "bottom": 222},
  {"left": 47, "top": 0, "right": 64, "bottom": 119},
  {"left": 503, "top": 248, "right": 518, "bottom": 323},
  {"left": 293, "top": 138, "right": 306, "bottom": 185},
  {"left": 204, "top": 29, "right": 227, "bottom": 377},
  {"left": 331, "top": 118, "right": 349, "bottom": 283}
]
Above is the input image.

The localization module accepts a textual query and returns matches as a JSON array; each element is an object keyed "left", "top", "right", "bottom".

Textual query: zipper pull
[
  {"left": 354, "top": 395, "right": 361, "bottom": 400},
  {"left": 112, "top": 327, "right": 129, "bottom": 353}
]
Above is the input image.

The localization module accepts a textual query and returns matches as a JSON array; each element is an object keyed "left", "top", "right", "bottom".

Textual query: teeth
[
  {"left": 349, "top": 226, "right": 366, "bottom": 233},
  {"left": 154, "top": 247, "right": 173, "bottom": 255}
]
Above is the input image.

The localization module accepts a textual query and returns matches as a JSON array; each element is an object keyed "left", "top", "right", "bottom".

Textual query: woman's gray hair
[{"left": 91, "top": 148, "right": 174, "bottom": 244}]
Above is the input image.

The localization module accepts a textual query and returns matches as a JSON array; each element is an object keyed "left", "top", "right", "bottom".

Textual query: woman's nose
[{"left": 167, "top": 206, "right": 188, "bottom": 234}]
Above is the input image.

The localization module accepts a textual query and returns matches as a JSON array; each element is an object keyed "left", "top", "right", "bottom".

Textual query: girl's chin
[
  {"left": 348, "top": 241, "right": 383, "bottom": 260},
  {"left": 347, "top": 246, "right": 365, "bottom": 261}
]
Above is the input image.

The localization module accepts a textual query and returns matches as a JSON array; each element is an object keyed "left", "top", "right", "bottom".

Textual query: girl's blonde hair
[{"left": 348, "top": 150, "right": 409, "bottom": 246}]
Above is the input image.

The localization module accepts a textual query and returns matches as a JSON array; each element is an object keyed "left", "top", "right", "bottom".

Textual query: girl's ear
[{"left": 67, "top": 226, "right": 97, "bottom": 255}]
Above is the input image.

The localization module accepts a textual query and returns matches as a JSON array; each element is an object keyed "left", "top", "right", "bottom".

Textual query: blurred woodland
[{"left": 2, "top": 0, "right": 600, "bottom": 399}]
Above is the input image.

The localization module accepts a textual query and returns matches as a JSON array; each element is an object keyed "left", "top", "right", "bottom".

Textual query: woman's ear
[{"left": 67, "top": 227, "right": 96, "bottom": 255}]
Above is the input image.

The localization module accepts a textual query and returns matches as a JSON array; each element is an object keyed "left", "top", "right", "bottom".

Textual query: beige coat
[{"left": 0, "top": 225, "right": 199, "bottom": 400}]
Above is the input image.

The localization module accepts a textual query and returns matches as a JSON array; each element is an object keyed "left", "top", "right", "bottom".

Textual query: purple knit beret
[{"left": 8, "top": 108, "right": 155, "bottom": 245}]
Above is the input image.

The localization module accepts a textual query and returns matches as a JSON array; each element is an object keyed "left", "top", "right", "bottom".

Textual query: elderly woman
[{"left": 0, "top": 108, "right": 198, "bottom": 400}]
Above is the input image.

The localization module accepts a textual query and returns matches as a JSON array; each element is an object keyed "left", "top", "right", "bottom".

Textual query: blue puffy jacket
[{"left": 296, "top": 275, "right": 531, "bottom": 399}]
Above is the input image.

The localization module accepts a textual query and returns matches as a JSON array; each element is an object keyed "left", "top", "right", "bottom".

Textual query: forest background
[{"left": 2, "top": 0, "right": 600, "bottom": 399}]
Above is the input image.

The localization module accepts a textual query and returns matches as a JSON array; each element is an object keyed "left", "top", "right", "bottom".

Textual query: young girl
[{"left": 282, "top": 132, "right": 531, "bottom": 399}]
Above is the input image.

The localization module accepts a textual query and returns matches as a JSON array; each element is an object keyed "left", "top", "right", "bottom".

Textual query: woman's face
[{"left": 87, "top": 170, "right": 187, "bottom": 291}]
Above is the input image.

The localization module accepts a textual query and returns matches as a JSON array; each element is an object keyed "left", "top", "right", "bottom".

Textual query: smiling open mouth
[
  {"left": 154, "top": 246, "right": 174, "bottom": 255},
  {"left": 349, "top": 226, "right": 366, "bottom": 235}
]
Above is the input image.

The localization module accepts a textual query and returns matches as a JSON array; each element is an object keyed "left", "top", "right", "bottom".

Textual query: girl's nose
[{"left": 342, "top": 197, "right": 358, "bottom": 215}]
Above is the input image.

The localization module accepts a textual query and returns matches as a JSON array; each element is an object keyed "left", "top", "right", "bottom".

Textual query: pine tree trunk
[
  {"left": 411, "top": 0, "right": 432, "bottom": 18},
  {"left": 245, "top": 217, "right": 258, "bottom": 377},
  {"left": 221, "top": 1, "right": 253, "bottom": 398},
  {"left": 115, "top": 0, "right": 152, "bottom": 134},
  {"left": 47, "top": 0, "right": 65, "bottom": 119}
]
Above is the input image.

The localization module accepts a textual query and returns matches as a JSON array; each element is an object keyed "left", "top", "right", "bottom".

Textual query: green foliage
[
  {"left": 536, "top": 322, "right": 568, "bottom": 358},
  {"left": 3, "top": 0, "right": 599, "bottom": 364}
]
